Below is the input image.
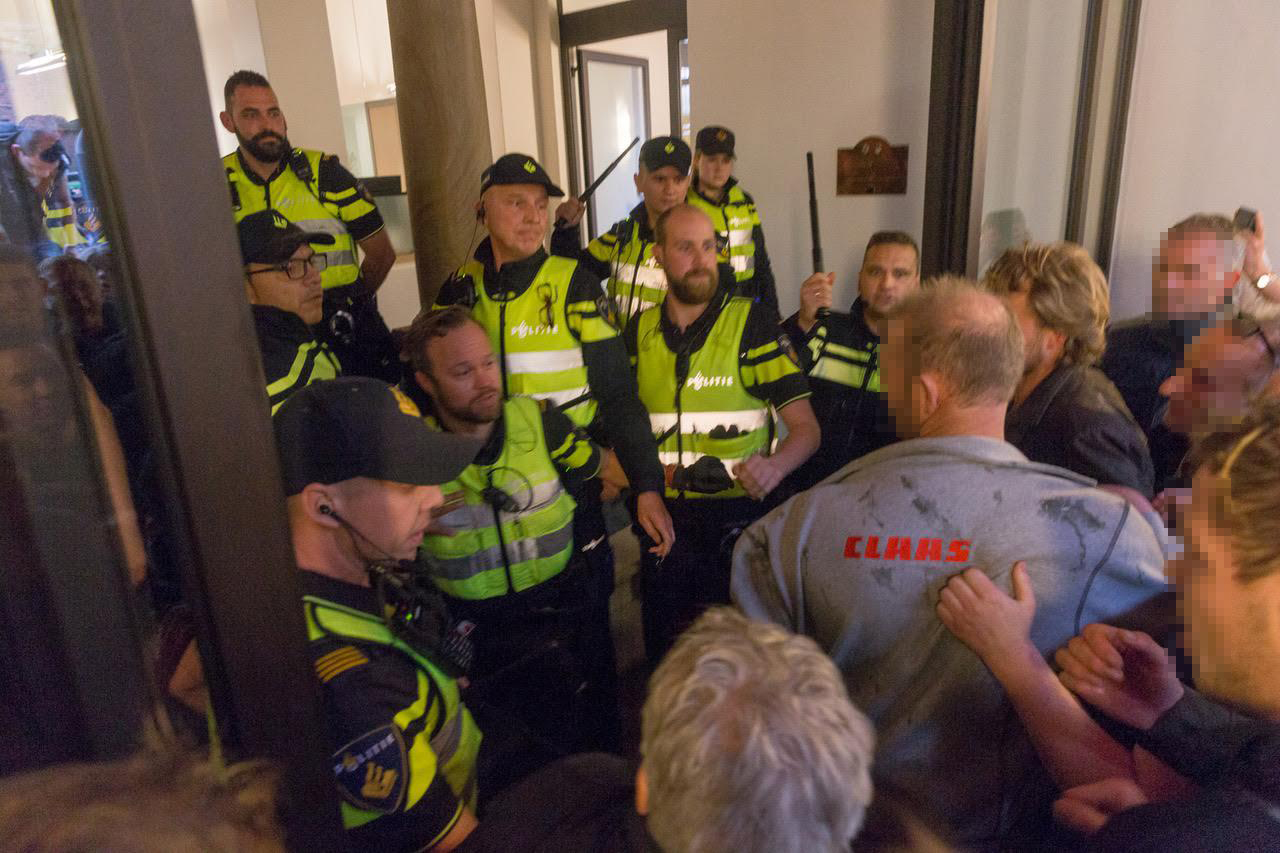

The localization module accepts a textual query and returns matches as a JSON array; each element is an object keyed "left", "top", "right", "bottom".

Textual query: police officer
[
  {"left": 433, "top": 152, "right": 674, "bottom": 571},
  {"left": 236, "top": 210, "right": 341, "bottom": 412},
  {"left": 220, "top": 70, "right": 399, "bottom": 381},
  {"left": 626, "top": 204, "right": 819, "bottom": 664},
  {"left": 1, "top": 115, "right": 68, "bottom": 261},
  {"left": 685, "top": 125, "right": 778, "bottom": 314},
  {"left": 404, "top": 306, "right": 621, "bottom": 761},
  {"left": 552, "top": 136, "right": 692, "bottom": 324},
  {"left": 782, "top": 230, "right": 921, "bottom": 491},
  {"left": 273, "top": 377, "right": 486, "bottom": 851}
]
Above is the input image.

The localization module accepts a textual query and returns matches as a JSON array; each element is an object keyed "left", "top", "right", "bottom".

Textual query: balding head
[
  {"left": 653, "top": 204, "right": 719, "bottom": 306},
  {"left": 880, "top": 276, "right": 1025, "bottom": 438}
]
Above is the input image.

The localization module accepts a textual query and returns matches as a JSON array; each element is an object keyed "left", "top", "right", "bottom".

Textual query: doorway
[{"left": 577, "top": 49, "right": 650, "bottom": 236}]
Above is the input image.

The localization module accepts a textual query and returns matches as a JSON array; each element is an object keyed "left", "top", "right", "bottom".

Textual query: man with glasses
[
  {"left": 0, "top": 114, "right": 71, "bottom": 262},
  {"left": 221, "top": 70, "right": 399, "bottom": 382},
  {"left": 237, "top": 210, "right": 341, "bottom": 413},
  {"left": 434, "top": 154, "right": 675, "bottom": 653}
]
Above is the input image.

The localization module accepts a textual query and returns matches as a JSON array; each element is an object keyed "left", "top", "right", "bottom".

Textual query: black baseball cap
[
  {"left": 273, "top": 377, "right": 483, "bottom": 496},
  {"left": 639, "top": 136, "right": 691, "bottom": 175},
  {"left": 480, "top": 153, "right": 564, "bottom": 197},
  {"left": 695, "top": 125, "right": 736, "bottom": 157},
  {"left": 237, "top": 210, "right": 334, "bottom": 265}
]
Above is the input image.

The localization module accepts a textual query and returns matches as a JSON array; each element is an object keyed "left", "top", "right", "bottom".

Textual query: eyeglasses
[
  {"left": 248, "top": 254, "right": 328, "bottom": 280},
  {"left": 39, "top": 140, "right": 67, "bottom": 164},
  {"left": 537, "top": 282, "right": 557, "bottom": 328}
]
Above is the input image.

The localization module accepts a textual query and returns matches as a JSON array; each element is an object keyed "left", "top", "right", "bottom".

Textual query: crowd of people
[{"left": 3, "top": 65, "right": 1280, "bottom": 852}]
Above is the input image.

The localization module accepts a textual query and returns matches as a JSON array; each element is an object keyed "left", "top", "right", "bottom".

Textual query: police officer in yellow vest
[
  {"left": 273, "top": 377, "right": 486, "bottom": 852},
  {"left": 552, "top": 137, "right": 693, "bottom": 325},
  {"left": 220, "top": 70, "right": 399, "bottom": 382},
  {"left": 404, "top": 306, "right": 620, "bottom": 761},
  {"left": 237, "top": 210, "right": 341, "bottom": 413},
  {"left": 782, "top": 231, "right": 921, "bottom": 490},
  {"left": 686, "top": 125, "right": 778, "bottom": 315},
  {"left": 433, "top": 153, "right": 674, "bottom": 575},
  {"left": 626, "top": 204, "right": 820, "bottom": 664}
]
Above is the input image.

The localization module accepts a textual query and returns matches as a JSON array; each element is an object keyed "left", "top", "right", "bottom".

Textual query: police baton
[
  {"left": 806, "top": 151, "right": 830, "bottom": 320},
  {"left": 555, "top": 136, "right": 641, "bottom": 229}
]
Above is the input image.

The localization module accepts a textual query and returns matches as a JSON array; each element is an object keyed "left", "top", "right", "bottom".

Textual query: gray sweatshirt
[{"left": 731, "top": 435, "right": 1169, "bottom": 848}]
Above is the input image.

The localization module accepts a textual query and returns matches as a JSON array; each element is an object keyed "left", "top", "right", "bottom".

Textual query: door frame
[{"left": 576, "top": 48, "right": 652, "bottom": 236}]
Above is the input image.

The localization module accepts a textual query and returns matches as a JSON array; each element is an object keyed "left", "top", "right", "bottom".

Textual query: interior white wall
[
  {"left": 689, "top": 0, "right": 935, "bottom": 316},
  {"left": 191, "top": 0, "right": 268, "bottom": 154},
  {"left": 1109, "top": 0, "right": 1280, "bottom": 320},
  {"left": 981, "top": 0, "right": 1087, "bottom": 249}
]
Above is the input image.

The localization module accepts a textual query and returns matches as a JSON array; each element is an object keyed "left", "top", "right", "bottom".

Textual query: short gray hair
[
  {"left": 641, "top": 608, "right": 876, "bottom": 853},
  {"left": 891, "top": 275, "right": 1025, "bottom": 405}
]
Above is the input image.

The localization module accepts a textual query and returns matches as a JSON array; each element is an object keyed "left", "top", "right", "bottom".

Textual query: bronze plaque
[{"left": 837, "top": 136, "right": 908, "bottom": 195}]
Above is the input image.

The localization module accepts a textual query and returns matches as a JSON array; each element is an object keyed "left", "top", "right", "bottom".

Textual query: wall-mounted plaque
[{"left": 837, "top": 136, "right": 908, "bottom": 195}]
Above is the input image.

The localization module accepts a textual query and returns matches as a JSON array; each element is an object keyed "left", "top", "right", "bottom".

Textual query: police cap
[
  {"left": 639, "top": 136, "right": 692, "bottom": 175},
  {"left": 480, "top": 153, "right": 564, "bottom": 197},
  {"left": 237, "top": 210, "right": 335, "bottom": 265},
  {"left": 273, "top": 377, "right": 482, "bottom": 496},
  {"left": 695, "top": 125, "right": 736, "bottom": 158}
]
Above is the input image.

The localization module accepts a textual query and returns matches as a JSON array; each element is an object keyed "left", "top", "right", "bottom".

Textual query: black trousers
[{"left": 636, "top": 496, "right": 763, "bottom": 666}]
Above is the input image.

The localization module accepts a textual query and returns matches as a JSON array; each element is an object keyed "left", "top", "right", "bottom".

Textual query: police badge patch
[
  {"left": 332, "top": 725, "right": 409, "bottom": 814},
  {"left": 715, "top": 231, "right": 730, "bottom": 262},
  {"left": 597, "top": 293, "right": 622, "bottom": 330}
]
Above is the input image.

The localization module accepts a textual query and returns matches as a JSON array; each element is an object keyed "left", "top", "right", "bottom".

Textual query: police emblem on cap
[
  {"left": 332, "top": 725, "right": 408, "bottom": 814},
  {"left": 716, "top": 130, "right": 728, "bottom": 141},
  {"left": 664, "top": 142, "right": 676, "bottom": 154},
  {"left": 523, "top": 159, "right": 537, "bottom": 173}
]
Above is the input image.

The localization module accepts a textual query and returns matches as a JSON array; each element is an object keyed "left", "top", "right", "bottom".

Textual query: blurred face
[
  {"left": 245, "top": 245, "right": 324, "bottom": 325},
  {"left": 418, "top": 321, "right": 502, "bottom": 424},
  {"left": 482, "top": 184, "right": 548, "bottom": 262},
  {"left": 1167, "top": 467, "right": 1260, "bottom": 706},
  {"left": 11, "top": 132, "right": 62, "bottom": 189},
  {"left": 635, "top": 165, "right": 690, "bottom": 218},
  {"left": 881, "top": 315, "right": 924, "bottom": 438},
  {"left": 0, "top": 347, "right": 62, "bottom": 436},
  {"left": 1161, "top": 325, "right": 1272, "bottom": 436},
  {"left": 1153, "top": 232, "right": 1231, "bottom": 318},
  {"left": 336, "top": 477, "right": 443, "bottom": 561},
  {"left": 859, "top": 243, "right": 920, "bottom": 321},
  {"left": 695, "top": 152, "right": 733, "bottom": 192},
  {"left": 222, "top": 85, "right": 290, "bottom": 164},
  {"left": 654, "top": 209, "right": 718, "bottom": 306}
]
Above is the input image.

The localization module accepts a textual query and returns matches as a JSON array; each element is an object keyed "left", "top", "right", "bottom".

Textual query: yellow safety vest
[
  {"left": 687, "top": 182, "right": 759, "bottom": 283},
  {"left": 420, "top": 397, "right": 577, "bottom": 600},
  {"left": 223, "top": 148, "right": 361, "bottom": 290},
  {"left": 634, "top": 296, "right": 773, "bottom": 499}
]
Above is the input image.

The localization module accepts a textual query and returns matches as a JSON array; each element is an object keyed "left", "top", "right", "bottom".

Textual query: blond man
[{"left": 984, "top": 242, "right": 1155, "bottom": 497}]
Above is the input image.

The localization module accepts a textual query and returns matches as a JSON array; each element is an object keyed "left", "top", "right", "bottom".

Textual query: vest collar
[
  {"left": 848, "top": 297, "right": 881, "bottom": 341},
  {"left": 234, "top": 148, "right": 289, "bottom": 186},
  {"left": 299, "top": 569, "right": 380, "bottom": 615},
  {"left": 474, "top": 237, "right": 549, "bottom": 300},
  {"left": 626, "top": 202, "right": 654, "bottom": 242},
  {"left": 690, "top": 175, "right": 739, "bottom": 205},
  {"left": 658, "top": 286, "right": 732, "bottom": 354}
]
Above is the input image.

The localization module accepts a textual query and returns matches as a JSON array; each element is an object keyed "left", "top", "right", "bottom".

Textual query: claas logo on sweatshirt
[{"left": 844, "top": 535, "right": 970, "bottom": 563}]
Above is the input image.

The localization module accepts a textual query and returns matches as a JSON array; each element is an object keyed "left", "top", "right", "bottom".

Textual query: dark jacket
[
  {"left": 1006, "top": 362, "right": 1155, "bottom": 497},
  {"left": 1091, "top": 688, "right": 1280, "bottom": 851},
  {"left": 1101, "top": 315, "right": 1207, "bottom": 492},
  {"left": 781, "top": 298, "right": 896, "bottom": 490}
]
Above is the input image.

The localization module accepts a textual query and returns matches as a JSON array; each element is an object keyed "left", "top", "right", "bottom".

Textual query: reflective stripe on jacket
[
  {"left": 224, "top": 147, "right": 361, "bottom": 290},
  {"left": 420, "top": 396, "right": 577, "bottom": 599},
  {"left": 302, "top": 595, "right": 482, "bottom": 832}
]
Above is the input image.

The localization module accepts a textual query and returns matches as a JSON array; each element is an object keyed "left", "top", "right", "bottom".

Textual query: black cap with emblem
[
  {"left": 695, "top": 125, "right": 736, "bottom": 158},
  {"left": 639, "top": 136, "right": 692, "bottom": 175},
  {"left": 237, "top": 209, "right": 335, "bottom": 265},
  {"left": 480, "top": 153, "right": 565, "bottom": 197}
]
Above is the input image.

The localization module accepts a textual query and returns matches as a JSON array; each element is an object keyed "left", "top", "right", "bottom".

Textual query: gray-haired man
[{"left": 732, "top": 277, "right": 1169, "bottom": 849}]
